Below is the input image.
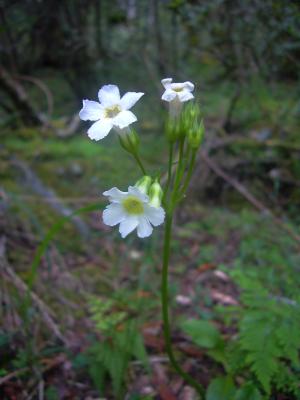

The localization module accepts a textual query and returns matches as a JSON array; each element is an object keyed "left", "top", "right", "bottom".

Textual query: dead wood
[
  {"left": 11, "top": 158, "right": 90, "bottom": 239},
  {"left": 0, "top": 236, "right": 70, "bottom": 347},
  {"left": 200, "top": 151, "right": 300, "bottom": 247},
  {"left": 0, "top": 66, "right": 45, "bottom": 126}
]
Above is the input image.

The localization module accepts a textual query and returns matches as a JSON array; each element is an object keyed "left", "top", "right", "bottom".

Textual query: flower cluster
[{"left": 79, "top": 78, "right": 202, "bottom": 239}]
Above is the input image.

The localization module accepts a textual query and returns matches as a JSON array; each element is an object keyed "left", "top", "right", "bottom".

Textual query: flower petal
[
  {"left": 183, "top": 81, "right": 195, "bottom": 91},
  {"left": 120, "top": 92, "right": 144, "bottom": 110},
  {"left": 87, "top": 119, "right": 112, "bottom": 140},
  {"left": 178, "top": 91, "right": 194, "bottom": 102},
  {"left": 79, "top": 100, "right": 103, "bottom": 121},
  {"left": 128, "top": 186, "right": 149, "bottom": 203},
  {"left": 137, "top": 216, "right": 153, "bottom": 238},
  {"left": 162, "top": 89, "right": 177, "bottom": 102},
  {"left": 161, "top": 78, "right": 173, "bottom": 89},
  {"left": 103, "top": 187, "right": 128, "bottom": 202},
  {"left": 98, "top": 84, "right": 120, "bottom": 106},
  {"left": 119, "top": 217, "right": 139, "bottom": 238},
  {"left": 103, "top": 203, "right": 125, "bottom": 226},
  {"left": 112, "top": 110, "right": 137, "bottom": 129},
  {"left": 170, "top": 83, "right": 185, "bottom": 91},
  {"left": 144, "top": 205, "right": 165, "bottom": 226}
]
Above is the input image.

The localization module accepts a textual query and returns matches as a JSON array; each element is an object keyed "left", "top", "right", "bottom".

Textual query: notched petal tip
[
  {"left": 98, "top": 84, "right": 121, "bottom": 106},
  {"left": 79, "top": 99, "right": 103, "bottom": 121},
  {"left": 178, "top": 91, "right": 194, "bottom": 102},
  {"left": 102, "top": 187, "right": 127, "bottom": 202},
  {"left": 137, "top": 217, "right": 153, "bottom": 238},
  {"left": 119, "top": 217, "right": 139, "bottom": 238},
  {"left": 184, "top": 81, "right": 195, "bottom": 91},
  {"left": 87, "top": 119, "right": 112, "bottom": 140},
  {"left": 102, "top": 203, "right": 125, "bottom": 226},
  {"left": 161, "top": 78, "right": 173, "bottom": 89},
  {"left": 120, "top": 92, "right": 144, "bottom": 110},
  {"left": 161, "top": 89, "right": 177, "bottom": 102},
  {"left": 144, "top": 205, "right": 165, "bottom": 226},
  {"left": 113, "top": 110, "right": 137, "bottom": 129}
]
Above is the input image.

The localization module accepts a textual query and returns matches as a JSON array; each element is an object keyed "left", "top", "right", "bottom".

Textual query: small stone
[{"left": 176, "top": 295, "right": 192, "bottom": 306}]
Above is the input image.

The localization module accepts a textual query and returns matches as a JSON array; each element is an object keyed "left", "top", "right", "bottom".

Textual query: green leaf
[
  {"left": 208, "top": 347, "right": 228, "bottom": 370},
  {"left": 132, "top": 332, "right": 150, "bottom": 371},
  {"left": 0, "top": 368, "right": 8, "bottom": 377},
  {"left": 45, "top": 386, "right": 60, "bottom": 400},
  {"left": 181, "top": 319, "right": 222, "bottom": 349},
  {"left": 239, "top": 312, "right": 280, "bottom": 393},
  {"left": 234, "top": 382, "right": 262, "bottom": 400},
  {"left": 89, "top": 360, "right": 106, "bottom": 395},
  {"left": 206, "top": 376, "right": 236, "bottom": 400}
]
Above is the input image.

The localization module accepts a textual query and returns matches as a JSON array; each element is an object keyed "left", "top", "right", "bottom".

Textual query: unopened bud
[
  {"left": 180, "top": 103, "right": 201, "bottom": 135},
  {"left": 135, "top": 175, "right": 152, "bottom": 195},
  {"left": 165, "top": 118, "right": 180, "bottom": 143},
  {"left": 187, "top": 119, "right": 205, "bottom": 150},
  {"left": 149, "top": 180, "right": 163, "bottom": 208},
  {"left": 118, "top": 128, "right": 140, "bottom": 154}
]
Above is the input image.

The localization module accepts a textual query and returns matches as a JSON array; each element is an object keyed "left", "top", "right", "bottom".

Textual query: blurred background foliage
[{"left": 1, "top": 0, "right": 300, "bottom": 399}]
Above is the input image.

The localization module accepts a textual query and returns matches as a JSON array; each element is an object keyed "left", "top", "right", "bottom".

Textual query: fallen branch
[
  {"left": 213, "top": 134, "right": 300, "bottom": 152},
  {"left": 11, "top": 158, "right": 90, "bottom": 239},
  {"left": 0, "top": 67, "right": 81, "bottom": 137},
  {"left": 56, "top": 114, "right": 81, "bottom": 138},
  {"left": 14, "top": 74, "right": 54, "bottom": 119},
  {"left": 0, "top": 353, "right": 66, "bottom": 386},
  {"left": 0, "top": 236, "right": 70, "bottom": 347},
  {"left": 0, "top": 66, "right": 45, "bottom": 126},
  {"left": 0, "top": 367, "right": 28, "bottom": 386},
  {"left": 200, "top": 151, "right": 300, "bottom": 246}
]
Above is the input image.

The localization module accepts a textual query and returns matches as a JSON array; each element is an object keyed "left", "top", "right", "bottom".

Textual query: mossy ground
[{"left": 1, "top": 72, "right": 299, "bottom": 398}]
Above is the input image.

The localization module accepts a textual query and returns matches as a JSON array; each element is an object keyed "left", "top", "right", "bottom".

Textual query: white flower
[
  {"left": 79, "top": 85, "right": 144, "bottom": 141},
  {"left": 102, "top": 186, "right": 165, "bottom": 239},
  {"left": 161, "top": 78, "right": 194, "bottom": 103}
]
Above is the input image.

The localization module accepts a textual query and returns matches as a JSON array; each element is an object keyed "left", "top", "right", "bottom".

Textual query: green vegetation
[{"left": 1, "top": 0, "right": 300, "bottom": 398}]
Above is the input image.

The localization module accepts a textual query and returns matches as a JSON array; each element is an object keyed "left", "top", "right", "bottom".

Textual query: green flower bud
[
  {"left": 149, "top": 179, "right": 163, "bottom": 208},
  {"left": 135, "top": 175, "right": 152, "bottom": 195},
  {"left": 187, "top": 119, "right": 205, "bottom": 150},
  {"left": 118, "top": 128, "right": 140, "bottom": 154},
  {"left": 165, "top": 117, "right": 181, "bottom": 143},
  {"left": 180, "top": 103, "right": 201, "bottom": 136}
]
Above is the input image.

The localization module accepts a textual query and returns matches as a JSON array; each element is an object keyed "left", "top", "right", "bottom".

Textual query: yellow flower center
[
  {"left": 122, "top": 196, "right": 144, "bottom": 215},
  {"left": 173, "top": 86, "right": 184, "bottom": 92},
  {"left": 105, "top": 104, "right": 121, "bottom": 118}
]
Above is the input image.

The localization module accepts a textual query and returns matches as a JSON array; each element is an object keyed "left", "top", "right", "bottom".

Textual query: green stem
[
  {"left": 179, "top": 150, "right": 197, "bottom": 198},
  {"left": 172, "top": 137, "right": 185, "bottom": 196},
  {"left": 132, "top": 152, "right": 147, "bottom": 175},
  {"left": 161, "top": 212, "right": 205, "bottom": 398},
  {"left": 164, "top": 143, "right": 174, "bottom": 198}
]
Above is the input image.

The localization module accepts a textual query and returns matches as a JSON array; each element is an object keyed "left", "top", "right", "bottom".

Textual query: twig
[
  {"left": 0, "top": 367, "right": 28, "bottom": 386},
  {"left": 11, "top": 158, "right": 90, "bottom": 239},
  {"left": 56, "top": 114, "right": 81, "bottom": 138},
  {"left": 0, "top": 66, "right": 45, "bottom": 126},
  {"left": 0, "top": 354, "right": 66, "bottom": 386},
  {"left": 0, "top": 236, "right": 70, "bottom": 346},
  {"left": 200, "top": 151, "right": 300, "bottom": 246},
  {"left": 14, "top": 75, "right": 54, "bottom": 119},
  {"left": 213, "top": 134, "right": 300, "bottom": 152}
]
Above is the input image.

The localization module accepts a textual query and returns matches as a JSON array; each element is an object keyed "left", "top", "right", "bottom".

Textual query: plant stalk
[
  {"left": 132, "top": 152, "right": 147, "bottom": 175},
  {"left": 161, "top": 211, "right": 204, "bottom": 398}
]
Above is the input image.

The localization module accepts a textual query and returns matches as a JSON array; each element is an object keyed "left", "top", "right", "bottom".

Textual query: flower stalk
[
  {"left": 79, "top": 78, "right": 205, "bottom": 396},
  {"left": 162, "top": 211, "right": 205, "bottom": 398},
  {"left": 161, "top": 131, "right": 204, "bottom": 397}
]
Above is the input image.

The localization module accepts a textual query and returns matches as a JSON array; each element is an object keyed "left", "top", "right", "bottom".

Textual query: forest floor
[{"left": 1, "top": 75, "right": 300, "bottom": 399}]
